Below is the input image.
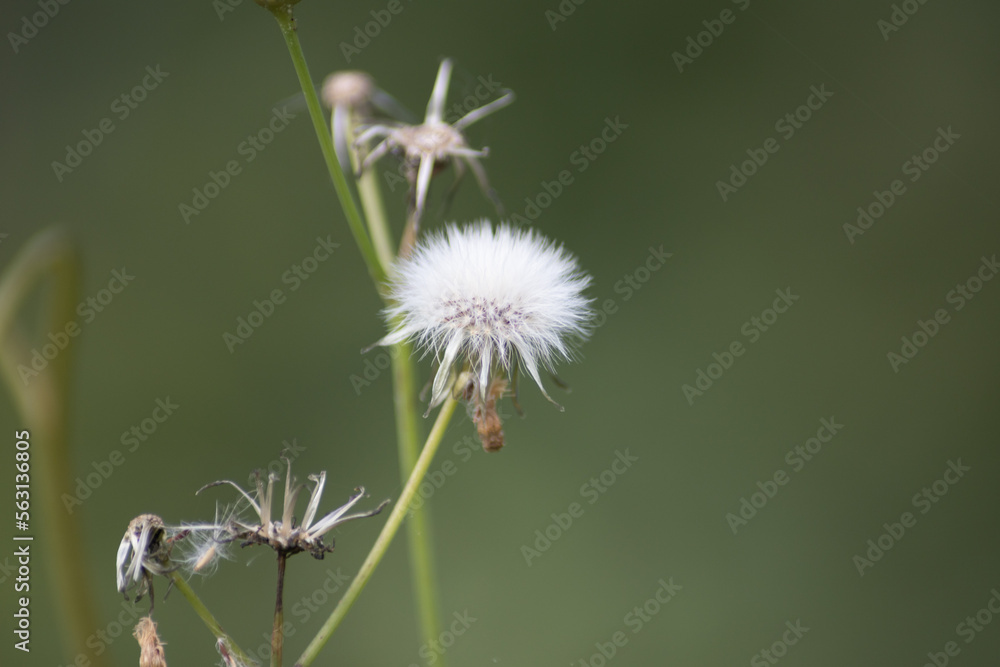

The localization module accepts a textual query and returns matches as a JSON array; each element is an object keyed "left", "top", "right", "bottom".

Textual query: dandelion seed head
[{"left": 377, "top": 221, "right": 592, "bottom": 408}]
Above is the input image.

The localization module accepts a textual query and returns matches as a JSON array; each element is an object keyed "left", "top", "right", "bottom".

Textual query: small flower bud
[{"left": 322, "top": 71, "right": 375, "bottom": 111}]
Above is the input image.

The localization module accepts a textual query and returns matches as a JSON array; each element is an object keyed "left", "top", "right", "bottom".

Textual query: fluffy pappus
[{"left": 375, "top": 221, "right": 593, "bottom": 417}]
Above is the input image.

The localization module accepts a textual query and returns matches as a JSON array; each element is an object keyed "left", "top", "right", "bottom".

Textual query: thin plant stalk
[
  {"left": 0, "top": 228, "right": 110, "bottom": 667},
  {"left": 295, "top": 395, "right": 458, "bottom": 667},
  {"left": 268, "top": 7, "right": 386, "bottom": 285},
  {"left": 391, "top": 342, "right": 445, "bottom": 652},
  {"left": 358, "top": 167, "right": 395, "bottom": 271},
  {"left": 169, "top": 571, "right": 255, "bottom": 667},
  {"left": 272, "top": 552, "right": 288, "bottom": 667},
  {"left": 342, "top": 111, "right": 395, "bottom": 272}
]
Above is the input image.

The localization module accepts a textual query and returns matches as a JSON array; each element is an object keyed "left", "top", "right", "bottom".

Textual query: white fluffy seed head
[{"left": 378, "top": 221, "right": 592, "bottom": 407}]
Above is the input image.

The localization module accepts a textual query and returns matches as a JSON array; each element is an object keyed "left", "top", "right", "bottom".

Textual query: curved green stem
[
  {"left": 391, "top": 344, "right": 445, "bottom": 658},
  {"left": 295, "top": 396, "right": 458, "bottom": 667},
  {"left": 169, "top": 571, "right": 255, "bottom": 666},
  {"left": 0, "top": 228, "right": 109, "bottom": 667},
  {"left": 269, "top": 7, "right": 386, "bottom": 285}
]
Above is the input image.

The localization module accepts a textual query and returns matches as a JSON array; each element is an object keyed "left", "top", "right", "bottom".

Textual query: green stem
[
  {"left": 169, "top": 571, "right": 255, "bottom": 667},
  {"left": 266, "top": 6, "right": 446, "bottom": 663},
  {"left": 358, "top": 168, "right": 395, "bottom": 272},
  {"left": 336, "top": 69, "right": 445, "bottom": 663},
  {"left": 295, "top": 396, "right": 458, "bottom": 667},
  {"left": 348, "top": 114, "right": 444, "bottom": 659},
  {"left": 0, "top": 229, "right": 110, "bottom": 667},
  {"left": 392, "top": 343, "right": 445, "bottom": 659},
  {"left": 269, "top": 7, "right": 386, "bottom": 285},
  {"left": 343, "top": 112, "right": 395, "bottom": 273}
]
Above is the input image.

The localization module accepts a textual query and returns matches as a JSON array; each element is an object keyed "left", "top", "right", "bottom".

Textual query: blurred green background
[{"left": 2, "top": 0, "right": 1000, "bottom": 665}]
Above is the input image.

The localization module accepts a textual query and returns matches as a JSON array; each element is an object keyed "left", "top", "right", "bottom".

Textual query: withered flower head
[
  {"left": 355, "top": 58, "right": 514, "bottom": 227},
  {"left": 198, "top": 456, "right": 388, "bottom": 558},
  {"left": 116, "top": 514, "right": 176, "bottom": 602}
]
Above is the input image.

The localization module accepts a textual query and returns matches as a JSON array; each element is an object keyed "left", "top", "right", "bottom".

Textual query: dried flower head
[
  {"left": 116, "top": 514, "right": 177, "bottom": 603},
  {"left": 133, "top": 616, "right": 167, "bottom": 667},
  {"left": 198, "top": 456, "right": 388, "bottom": 558},
  {"left": 373, "top": 221, "right": 592, "bottom": 448},
  {"left": 355, "top": 58, "right": 514, "bottom": 228}
]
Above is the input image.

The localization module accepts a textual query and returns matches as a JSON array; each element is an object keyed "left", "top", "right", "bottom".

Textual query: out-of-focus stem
[{"left": 0, "top": 228, "right": 108, "bottom": 667}]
